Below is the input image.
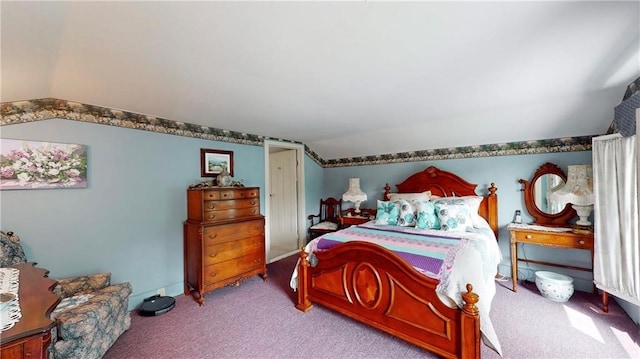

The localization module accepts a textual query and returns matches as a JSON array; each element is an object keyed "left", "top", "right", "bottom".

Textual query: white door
[{"left": 268, "top": 149, "right": 299, "bottom": 261}]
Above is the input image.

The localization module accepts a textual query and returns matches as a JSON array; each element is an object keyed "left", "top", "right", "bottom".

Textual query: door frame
[{"left": 264, "top": 140, "right": 306, "bottom": 263}]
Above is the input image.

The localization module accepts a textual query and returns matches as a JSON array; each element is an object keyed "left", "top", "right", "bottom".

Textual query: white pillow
[
  {"left": 431, "top": 196, "right": 483, "bottom": 212},
  {"left": 434, "top": 202, "right": 474, "bottom": 232},
  {"left": 432, "top": 196, "right": 488, "bottom": 228},
  {"left": 387, "top": 191, "right": 431, "bottom": 202},
  {"left": 397, "top": 200, "right": 418, "bottom": 227}
]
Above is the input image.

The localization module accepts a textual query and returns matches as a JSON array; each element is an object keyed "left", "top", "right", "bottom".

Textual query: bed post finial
[
  {"left": 296, "top": 247, "right": 313, "bottom": 312},
  {"left": 488, "top": 182, "right": 497, "bottom": 196},
  {"left": 383, "top": 183, "right": 391, "bottom": 201},
  {"left": 461, "top": 284, "right": 479, "bottom": 315},
  {"left": 460, "top": 284, "right": 481, "bottom": 359}
]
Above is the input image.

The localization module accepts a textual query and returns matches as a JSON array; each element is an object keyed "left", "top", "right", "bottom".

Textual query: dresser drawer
[
  {"left": 512, "top": 230, "right": 594, "bottom": 250},
  {"left": 202, "top": 220, "right": 264, "bottom": 245},
  {"left": 202, "top": 188, "right": 259, "bottom": 201},
  {"left": 202, "top": 207, "right": 260, "bottom": 222},
  {"left": 203, "top": 254, "right": 264, "bottom": 285},
  {"left": 203, "top": 236, "right": 264, "bottom": 265},
  {"left": 203, "top": 198, "right": 260, "bottom": 211}
]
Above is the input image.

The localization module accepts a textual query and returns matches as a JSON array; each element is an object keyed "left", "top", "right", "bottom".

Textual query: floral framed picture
[
  {"left": 0, "top": 139, "right": 88, "bottom": 190},
  {"left": 200, "top": 149, "right": 233, "bottom": 178}
]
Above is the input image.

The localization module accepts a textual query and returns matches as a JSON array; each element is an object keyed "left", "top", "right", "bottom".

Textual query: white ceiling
[{"left": 2, "top": 1, "right": 639, "bottom": 160}]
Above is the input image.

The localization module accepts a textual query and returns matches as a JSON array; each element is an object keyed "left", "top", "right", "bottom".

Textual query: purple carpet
[{"left": 104, "top": 254, "right": 640, "bottom": 358}]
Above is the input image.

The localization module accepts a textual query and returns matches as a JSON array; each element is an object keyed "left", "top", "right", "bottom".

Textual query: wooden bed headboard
[{"left": 383, "top": 166, "right": 499, "bottom": 238}]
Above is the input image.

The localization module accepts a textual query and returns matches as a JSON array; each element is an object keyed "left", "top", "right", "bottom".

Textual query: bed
[{"left": 292, "top": 166, "right": 502, "bottom": 359}]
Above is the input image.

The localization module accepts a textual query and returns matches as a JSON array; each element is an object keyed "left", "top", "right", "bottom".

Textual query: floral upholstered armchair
[{"left": 0, "top": 231, "right": 132, "bottom": 359}]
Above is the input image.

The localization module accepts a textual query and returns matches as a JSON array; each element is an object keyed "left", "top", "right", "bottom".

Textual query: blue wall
[{"left": 1, "top": 118, "right": 595, "bottom": 310}]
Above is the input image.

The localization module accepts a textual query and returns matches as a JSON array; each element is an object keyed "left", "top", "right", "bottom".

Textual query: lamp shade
[
  {"left": 342, "top": 178, "right": 367, "bottom": 213},
  {"left": 549, "top": 164, "right": 594, "bottom": 227}
]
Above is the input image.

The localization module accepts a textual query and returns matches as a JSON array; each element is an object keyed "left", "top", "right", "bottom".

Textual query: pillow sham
[
  {"left": 415, "top": 201, "right": 440, "bottom": 230},
  {"left": 375, "top": 200, "right": 401, "bottom": 226},
  {"left": 397, "top": 200, "right": 417, "bottom": 227},
  {"left": 431, "top": 195, "right": 483, "bottom": 212},
  {"left": 434, "top": 202, "right": 474, "bottom": 232},
  {"left": 432, "top": 196, "right": 484, "bottom": 228},
  {"left": 387, "top": 191, "right": 431, "bottom": 202}
]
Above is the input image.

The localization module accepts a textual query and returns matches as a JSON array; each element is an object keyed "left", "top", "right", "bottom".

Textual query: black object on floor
[{"left": 138, "top": 295, "right": 176, "bottom": 316}]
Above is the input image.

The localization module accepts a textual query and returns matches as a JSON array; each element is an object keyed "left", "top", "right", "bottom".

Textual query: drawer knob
[
  {"left": 209, "top": 270, "right": 219, "bottom": 278},
  {"left": 207, "top": 205, "right": 216, "bottom": 209},
  {"left": 526, "top": 235, "right": 532, "bottom": 239},
  {"left": 209, "top": 251, "right": 218, "bottom": 258},
  {"left": 579, "top": 240, "right": 585, "bottom": 245},
  {"left": 208, "top": 233, "right": 218, "bottom": 239},
  {"left": 208, "top": 214, "right": 216, "bottom": 220}
]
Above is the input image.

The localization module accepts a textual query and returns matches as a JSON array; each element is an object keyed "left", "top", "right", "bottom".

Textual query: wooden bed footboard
[{"left": 296, "top": 242, "right": 481, "bottom": 359}]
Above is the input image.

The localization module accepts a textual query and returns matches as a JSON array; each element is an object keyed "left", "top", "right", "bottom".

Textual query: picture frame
[
  {"left": 200, "top": 149, "right": 234, "bottom": 178},
  {"left": 1, "top": 139, "right": 88, "bottom": 190}
]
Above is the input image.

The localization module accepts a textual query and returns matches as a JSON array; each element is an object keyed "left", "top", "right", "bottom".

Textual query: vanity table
[
  {"left": 514, "top": 163, "right": 607, "bottom": 311},
  {"left": 508, "top": 223, "right": 594, "bottom": 292}
]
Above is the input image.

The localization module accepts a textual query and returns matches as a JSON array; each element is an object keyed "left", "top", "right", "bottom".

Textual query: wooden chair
[{"left": 307, "top": 197, "right": 342, "bottom": 241}]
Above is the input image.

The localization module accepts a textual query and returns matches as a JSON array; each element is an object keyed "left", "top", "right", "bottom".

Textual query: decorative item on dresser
[
  {"left": 184, "top": 186, "right": 266, "bottom": 306},
  {"left": 511, "top": 162, "right": 605, "bottom": 311}
]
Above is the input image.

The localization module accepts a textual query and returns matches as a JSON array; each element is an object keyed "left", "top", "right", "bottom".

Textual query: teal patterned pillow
[
  {"left": 397, "top": 200, "right": 417, "bottom": 227},
  {"left": 416, "top": 201, "right": 440, "bottom": 229},
  {"left": 434, "top": 202, "right": 474, "bottom": 232},
  {"left": 375, "top": 200, "right": 401, "bottom": 225}
]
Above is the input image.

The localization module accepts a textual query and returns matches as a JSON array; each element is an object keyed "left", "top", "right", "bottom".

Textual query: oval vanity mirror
[
  {"left": 519, "top": 162, "right": 576, "bottom": 226},
  {"left": 533, "top": 173, "right": 565, "bottom": 215}
]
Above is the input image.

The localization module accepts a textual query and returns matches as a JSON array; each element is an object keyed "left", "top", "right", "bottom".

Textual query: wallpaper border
[{"left": 1, "top": 98, "right": 595, "bottom": 168}]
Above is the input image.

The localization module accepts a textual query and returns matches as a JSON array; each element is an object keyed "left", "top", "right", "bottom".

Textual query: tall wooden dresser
[{"left": 184, "top": 186, "right": 267, "bottom": 305}]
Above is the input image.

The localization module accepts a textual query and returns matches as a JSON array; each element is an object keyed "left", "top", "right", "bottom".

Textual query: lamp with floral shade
[{"left": 549, "top": 164, "right": 594, "bottom": 232}]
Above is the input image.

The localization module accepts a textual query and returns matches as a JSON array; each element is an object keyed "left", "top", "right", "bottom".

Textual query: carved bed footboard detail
[{"left": 296, "top": 242, "right": 481, "bottom": 359}]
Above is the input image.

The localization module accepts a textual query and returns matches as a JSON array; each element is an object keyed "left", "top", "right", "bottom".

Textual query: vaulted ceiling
[{"left": 2, "top": 1, "right": 639, "bottom": 160}]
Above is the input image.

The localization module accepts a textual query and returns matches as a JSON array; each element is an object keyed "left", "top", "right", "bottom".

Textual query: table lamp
[
  {"left": 342, "top": 178, "right": 367, "bottom": 214},
  {"left": 549, "top": 164, "right": 594, "bottom": 230}
]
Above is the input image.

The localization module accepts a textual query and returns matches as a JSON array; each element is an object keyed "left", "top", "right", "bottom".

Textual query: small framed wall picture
[{"left": 200, "top": 149, "right": 234, "bottom": 178}]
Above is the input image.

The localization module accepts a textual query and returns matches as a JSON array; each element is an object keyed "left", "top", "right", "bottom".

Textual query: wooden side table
[
  {"left": 339, "top": 208, "right": 375, "bottom": 228},
  {"left": 1, "top": 263, "right": 60, "bottom": 359}
]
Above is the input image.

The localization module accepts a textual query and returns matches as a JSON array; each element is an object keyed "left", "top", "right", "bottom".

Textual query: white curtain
[{"left": 592, "top": 134, "right": 640, "bottom": 305}]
